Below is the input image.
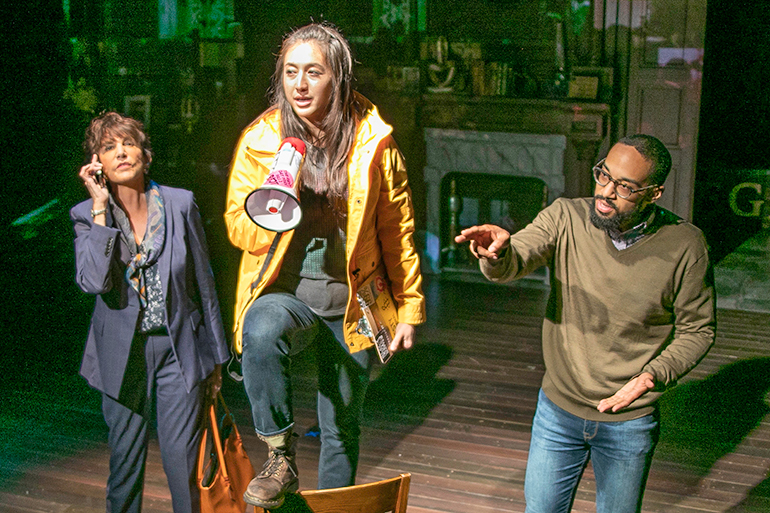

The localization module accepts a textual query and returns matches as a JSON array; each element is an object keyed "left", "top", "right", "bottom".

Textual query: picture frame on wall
[
  {"left": 124, "top": 95, "right": 151, "bottom": 128},
  {"left": 568, "top": 67, "right": 613, "bottom": 102}
]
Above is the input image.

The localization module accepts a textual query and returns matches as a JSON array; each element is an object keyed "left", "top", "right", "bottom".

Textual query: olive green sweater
[{"left": 481, "top": 198, "right": 716, "bottom": 421}]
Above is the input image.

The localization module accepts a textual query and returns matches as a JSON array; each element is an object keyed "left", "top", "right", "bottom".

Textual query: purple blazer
[{"left": 70, "top": 185, "right": 229, "bottom": 401}]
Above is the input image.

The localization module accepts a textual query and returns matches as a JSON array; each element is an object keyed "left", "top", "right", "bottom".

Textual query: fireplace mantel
[
  {"left": 419, "top": 95, "right": 611, "bottom": 198},
  {"left": 422, "top": 128, "right": 567, "bottom": 273},
  {"left": 424, "top": 128, "right": 567, "bottom": 200},
  {"left": 417, "top": 95, "right": 611, "bottom": 273}
]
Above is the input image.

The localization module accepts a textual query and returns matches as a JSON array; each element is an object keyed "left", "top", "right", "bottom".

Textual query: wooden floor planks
[{"left": 2, "top": 276, "right": 770, "bottom": 512}]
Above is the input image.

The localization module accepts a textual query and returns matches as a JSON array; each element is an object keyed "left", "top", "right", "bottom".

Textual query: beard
[{"left": 590, "top": 196, "right": 652, "bottom": 234}]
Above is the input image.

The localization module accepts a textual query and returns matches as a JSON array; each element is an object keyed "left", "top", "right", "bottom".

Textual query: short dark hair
[
  {"left": 84, "top": 111, "right": 152, "bottom": 165},
  {"left": 617, "top": 134, "right": 672, "bottom": 185}
]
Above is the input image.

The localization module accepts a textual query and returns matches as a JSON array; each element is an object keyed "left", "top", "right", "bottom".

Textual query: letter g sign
[
  {"left": 729, "top": 181, "right": 769, "bottom": 227},
  {"left": 729, "top": 182, "right": 763, "bottom": 217}
]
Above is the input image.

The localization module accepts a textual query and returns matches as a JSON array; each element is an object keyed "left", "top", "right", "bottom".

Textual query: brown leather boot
[{"left": 243, "top": 432, "right": 299, "bottom": 508}]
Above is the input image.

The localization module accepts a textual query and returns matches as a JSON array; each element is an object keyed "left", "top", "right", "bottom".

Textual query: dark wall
[
  {"left": 1, "top": 1, "right": 88, "bottom": 391},
  {"left": 3, "top": 0, "right": 83, "bottom": 227},
  {"left": 694, "top": 0, "right": 770, "bottom": 262},
  {"left": 698, "top": 0, "right": 770, "bottom": 168}
]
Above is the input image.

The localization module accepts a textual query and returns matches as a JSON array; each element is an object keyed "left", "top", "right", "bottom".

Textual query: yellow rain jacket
[{"left": 224, "top": 95, "right": 426, "bottom": 354}]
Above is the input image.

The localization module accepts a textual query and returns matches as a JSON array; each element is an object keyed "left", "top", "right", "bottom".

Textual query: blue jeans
[
  {"left": 524, "top": 389, "right": 659, "bottom": 513},
  {"left": 241, "top": 292, "right": 372, "bottom": 489}
]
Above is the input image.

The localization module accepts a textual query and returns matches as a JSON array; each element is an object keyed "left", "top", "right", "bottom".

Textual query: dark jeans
[
  {"left": 241, "top": 292, "right": 372, "bottom": 489},
  {"left": 102, "top": 333, "right": 204, "bottom": 513}
]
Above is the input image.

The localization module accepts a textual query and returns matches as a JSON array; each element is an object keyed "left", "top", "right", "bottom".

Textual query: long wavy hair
[{"left": 267, "top": 22, "right": 362, "bottom": 202}]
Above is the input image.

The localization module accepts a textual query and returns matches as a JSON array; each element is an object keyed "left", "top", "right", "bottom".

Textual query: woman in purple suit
[{"left": 71, "top": 112, "right": 230, "bottom": 513}]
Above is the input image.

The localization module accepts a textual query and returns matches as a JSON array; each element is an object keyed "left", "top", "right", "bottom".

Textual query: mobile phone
[{"left": 94, "top": 169, "right": 106, "bottom": 187}]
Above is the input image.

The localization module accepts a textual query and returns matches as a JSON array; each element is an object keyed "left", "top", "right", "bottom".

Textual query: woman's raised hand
[{"left": 79, "top": 154, "right": 109, "bottom": 206}]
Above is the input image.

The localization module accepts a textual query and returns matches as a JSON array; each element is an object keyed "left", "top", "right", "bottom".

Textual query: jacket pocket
[
  {"left": 353, "top": 243, "right": 383, "bottom": 286},
  {"left": 189, "top": 308, "right": 203, "bottom": 334}
]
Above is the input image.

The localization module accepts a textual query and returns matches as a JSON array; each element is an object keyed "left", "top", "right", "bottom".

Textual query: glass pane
[
  {"left": 642, "top": 0, "right": 705, "bottom": 67},
  {"left": 490, "top": 199, "right": 510, "bottom": 227},
  {"left": 458, "top": 198, "right": 479, "bottom": 228}
]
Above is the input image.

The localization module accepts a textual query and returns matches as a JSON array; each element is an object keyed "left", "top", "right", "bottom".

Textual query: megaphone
[{"left": 245, "top": 137, "right": 306, "bottom": 232}]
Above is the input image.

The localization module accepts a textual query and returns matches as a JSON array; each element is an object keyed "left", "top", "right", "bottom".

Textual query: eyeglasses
[{"left": 592, "top": 159, "right": 658, "bottom": 199}]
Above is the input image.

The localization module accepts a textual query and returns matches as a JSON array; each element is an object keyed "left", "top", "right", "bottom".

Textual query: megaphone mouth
[
  {"left": 244, "top": 188, "right": 303, "bottom": 233},
  {"left": 243, "top": 137, "right": 306, "bottom": 233}
]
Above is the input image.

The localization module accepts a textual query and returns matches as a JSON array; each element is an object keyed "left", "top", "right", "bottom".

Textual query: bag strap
[
  {"left": 215, "top": 392, "right": 242, "bottom": 441},
  {"left": 209, "top": 402, "right": 229, "bottom": 480},
  {"left": 196, "top": 409, "right": 210, "bottom": 480},
  {"left": 197, "top": 395, "right": 230, "bottom": 484},
  {"left": 227, "top": 232, "right": 284, "bottom": 383},
  {"left": 217, "top": 391, "right": 233, "bottom": 417}
]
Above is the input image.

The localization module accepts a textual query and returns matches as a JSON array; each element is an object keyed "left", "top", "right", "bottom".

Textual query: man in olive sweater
[{"left": 456, "top": 134, "right": 715, "bottom": 513}]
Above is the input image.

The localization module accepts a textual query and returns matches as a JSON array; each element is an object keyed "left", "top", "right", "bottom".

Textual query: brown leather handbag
[{"left": 197, "top": 393, "right": 255, "bottom": 513}]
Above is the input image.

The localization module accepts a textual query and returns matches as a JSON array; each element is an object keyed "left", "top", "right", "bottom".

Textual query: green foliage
[{"left": 63, "top": 77, "right": 98, "bottom": 114}]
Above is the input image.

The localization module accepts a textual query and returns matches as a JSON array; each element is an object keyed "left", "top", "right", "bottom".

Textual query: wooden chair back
[{"left": 252, "top": 473, "right": 411, "bottom": 513}]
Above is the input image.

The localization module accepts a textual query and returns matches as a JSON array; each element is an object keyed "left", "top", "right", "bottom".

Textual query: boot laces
[{"left": 259, "top": 452, "right": 285, "bottom": 478}]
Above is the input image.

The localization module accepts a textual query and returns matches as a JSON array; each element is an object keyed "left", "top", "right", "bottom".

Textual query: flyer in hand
[{"left": 356, "top": 266, "right": 399, "bottom": 364}]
